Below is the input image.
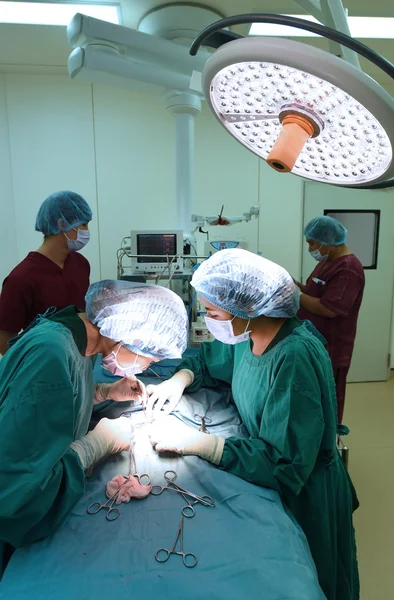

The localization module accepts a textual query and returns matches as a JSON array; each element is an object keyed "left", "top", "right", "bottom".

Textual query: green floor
[{"left": 345, "top": 375, "right": 394, "bottom": 600}]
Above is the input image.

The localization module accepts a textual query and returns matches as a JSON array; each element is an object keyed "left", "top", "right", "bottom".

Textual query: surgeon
[
  {"left": 0, "top": 280, "right": 188, "bottom": 577},
  {"left": 0, "top": 190, "right": 93, "bottom": 355},
  {"left": 147, "top": 249, "right": 359, "bottom": 600},
  {"left": 295, "top": 216, "right": 365, "bottom": 423}
]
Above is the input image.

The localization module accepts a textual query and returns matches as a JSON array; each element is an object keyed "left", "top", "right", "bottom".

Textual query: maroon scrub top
[
  {"left": 298, "top": 254, "right": 365, "bottom": 368},
  {"left": 0, "top": 252, "right": 90, "bottom": 332}
]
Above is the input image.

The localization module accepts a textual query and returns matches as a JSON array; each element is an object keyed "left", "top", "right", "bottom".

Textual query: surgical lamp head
[{"left": 191, "top": 14, "right": 394, "bottom": 189}]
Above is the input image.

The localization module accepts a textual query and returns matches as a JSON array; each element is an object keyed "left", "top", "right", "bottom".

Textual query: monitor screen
[{"left": 136, "top": 233, "right": 177, "bottom": 263}]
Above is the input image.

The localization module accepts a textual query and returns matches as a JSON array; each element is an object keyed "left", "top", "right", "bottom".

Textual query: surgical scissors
[
  {"left": 194, "top": 413, "right": 212, "bottom": 434},
  {"left": 155, "top": 516, "right": 197, "bottom": 568},
  {"left": 87, "top": 488, "right": 121, "bottom": 521},
  {"left": 151, "top": 470, "right": 215, "bottom": 508}
]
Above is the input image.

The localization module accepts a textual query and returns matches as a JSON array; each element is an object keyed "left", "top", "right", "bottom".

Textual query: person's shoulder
[
  {"left": 345, "top": 254, "right": 365, "bottom": 275},
  {"left": 273, "top": 326, "right": 332, "bottom": 386},
  {"left": 19, "top": 320, "right": 75, "bottom": 361},
  {"left": 326, "top": 254, "right": 364, "bottom": 279},
  {"left": 278, "top": 322, "right": 328, "bottom": 361},
  {"left": 2, "top": 254, "right": 39, "bottom": 289},
  {"left": 4, "top": 322, "right": 77, "bottom": 387},
  {"left": 5, "top": 253, "right": 36, "bottom": 277}
]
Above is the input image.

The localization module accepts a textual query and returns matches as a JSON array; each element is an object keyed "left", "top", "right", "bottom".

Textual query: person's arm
[
  {"left": 299, "top": 293, "right": 337, "bottom": 318},
  {"left": 175, "top": 340, "right": 235, "bottom": 393},
  {"left": 293, "top": 279, "right": 306, "bottom": 293},
  {"left": 300, "top": 268, "right": 364, "bottom": 320},
  {"left": 220, "top": 355, "right": 325, "bottom": 496},
  {"left": 146, "top": 341, "right": 235, "bottom": 417},
  {"left": 0, "top": 276, "right": 32, "bottom": 353},
  {"left": 151, "top": 351, "right": 325, "bottom": 499},
  {"left": 318, "top": 270, "right": 364, "bottom": 318},
  {"left": 0, "top": 374, "right": 86, "bottom": 548},
  {"left": 0, "top": 330, "right": 17, "bottom": 355}
]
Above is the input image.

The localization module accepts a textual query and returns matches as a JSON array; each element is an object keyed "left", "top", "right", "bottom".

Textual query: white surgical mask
[
  {"left": 102, "top": 344, "right": 143, "bottom": 377},
  {"left": 64, "top": 228, "right": 90, "bottom": 252},
  {"left": 310, "top": 245, "right": 328, "bottom": 262},
  {"left": 204, "top": 315, "right": 251, "bottom": 345}
]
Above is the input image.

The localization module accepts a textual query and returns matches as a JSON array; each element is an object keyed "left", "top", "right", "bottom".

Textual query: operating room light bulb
[{"left": 210, "top": 61, "right": 392, "bottom": 185}]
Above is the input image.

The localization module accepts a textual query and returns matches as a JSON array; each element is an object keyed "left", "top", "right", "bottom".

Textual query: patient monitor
[{"left": 130, "top": 230, "right": 184, "bottom": 273}]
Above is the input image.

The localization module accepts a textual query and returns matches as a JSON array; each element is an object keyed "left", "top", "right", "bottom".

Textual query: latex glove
[
  {"left": 94, "top": 378, "right": 147, "bottom": 405},
  {"left": 149, "top": 417, "right": 224, "bottom": 465},
  {"left": 146, "top": 370, "right": 194, "bottom": 419},
  {"left": 109, "top": 377, "right": 147, "bottom": 404},
  {"left": 70, "top": 417, "right": 132, "bottom": 471}
]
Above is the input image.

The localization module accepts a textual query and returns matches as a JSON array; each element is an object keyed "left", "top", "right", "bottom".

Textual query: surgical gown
[
  {"left": 0, "top": 307, "right": 94, "bottom": 575},
  {"left": 178, "top": 318, "right": 359, "bottom": 600}
]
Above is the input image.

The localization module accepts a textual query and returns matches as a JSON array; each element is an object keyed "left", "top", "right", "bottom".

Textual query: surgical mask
[
  {"left": 64, "top": 228, "right": 90, "bottom": 252},
  {"left": 204, "top": 315, "right": 251, "bottom": 345},
  {"left": 310, "top": 245, "right": 328, "bottom": 262},
  {"left": 102, "top": 344, "right": 143, "bottom": 377}
]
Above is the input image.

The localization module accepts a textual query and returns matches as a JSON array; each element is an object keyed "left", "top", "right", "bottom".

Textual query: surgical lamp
[{"left": 190, "top": 14, "right": 394, "bottom": 189}]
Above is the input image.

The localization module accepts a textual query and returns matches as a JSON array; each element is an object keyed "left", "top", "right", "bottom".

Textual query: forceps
[
  {"left": 155, "top": 516, "right": 197, "bottom": 568},
  {"left": 151, "top": 471, "right": 215, "bottom": 508},
  {"left": 194, "top": 413, "right": 212, "bottom": 434},
  {"left": 180, "top": 492, "right": 215, "bottom": 518},
  {"left": 87, "top": 488, "right": 121, "bottom": 521},
  {"left": 129, "top": 433, "right": 151, "bottom": 486}
]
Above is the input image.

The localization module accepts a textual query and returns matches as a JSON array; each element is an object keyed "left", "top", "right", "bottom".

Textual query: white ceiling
[{"left": 0, "top": 0, "right": 393, "bottom": 93}]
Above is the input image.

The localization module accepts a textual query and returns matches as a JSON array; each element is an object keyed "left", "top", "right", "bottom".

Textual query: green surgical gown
[
  {"left": 178, "top": 318, "right": 359, "bottom": 600},
  {"left": 0, "top": 307, "right": 94, "bottom": 575}
]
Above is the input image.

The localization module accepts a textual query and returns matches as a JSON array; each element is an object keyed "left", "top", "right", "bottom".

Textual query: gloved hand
[
  {"left": 94, "top": 378, "right": 147, "bottom": 405},
  {"left": 146, "top": 370, "right": 194, "bottom": 419},
  {"left": 110, "top": 377, "right": 147, "bottom": 404},
  {"left": 149, "top": 417, "right": 224, "bottom": 465},
  {"left": 70, "top": 417, "right": 132, "bottom": 470}
]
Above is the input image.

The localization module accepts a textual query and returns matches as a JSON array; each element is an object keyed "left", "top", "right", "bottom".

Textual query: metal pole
[
  {"left": 321, "top": 0, "right": 361, "bottom": 68},
  {"left": 293, "top": 0, "right": 341, "bottom": 57},
  {"left": 164, "top": 92, "right": 202, "bottom": 237}
]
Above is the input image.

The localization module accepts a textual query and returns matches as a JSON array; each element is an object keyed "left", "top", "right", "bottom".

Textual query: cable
[
  {"left": 187, "top": 291, "right": 197, "bottom": 320},
  {"left": 189, "top": 13, "right": 394, "bottom": 77},
  {"left": 189, "top": 13, "right": 394, "bottom": 190}
]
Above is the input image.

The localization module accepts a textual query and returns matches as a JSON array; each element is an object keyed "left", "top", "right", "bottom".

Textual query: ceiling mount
[{"left": 138, "top": 4, "right": 224, "bottom": 45}]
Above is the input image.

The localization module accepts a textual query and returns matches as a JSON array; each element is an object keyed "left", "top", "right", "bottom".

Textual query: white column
[{"left": 164, "top": 91, "right": 201, "bottom": 237}]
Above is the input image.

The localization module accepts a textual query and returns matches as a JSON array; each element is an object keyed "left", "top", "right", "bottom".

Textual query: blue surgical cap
[
  {"left": 86, "top": 280, "right": 188, "bottom": 360},
  {"left": 191, "top": 249, "right": 299, "bottom": 319},
  {"left": 35, "top": 190, "right": 93, "bottom": 235},
  {"left": 304, "top": 216, "right": 347, "bottom": 246}
]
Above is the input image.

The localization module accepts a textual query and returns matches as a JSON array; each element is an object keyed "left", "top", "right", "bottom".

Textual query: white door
[{"left": 302, "top": 182, "right": 394, "bottom": 382}]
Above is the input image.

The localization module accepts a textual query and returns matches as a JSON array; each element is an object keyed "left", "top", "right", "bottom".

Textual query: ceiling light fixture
[{"left": 190, "top": 13, "right": 394, "bottom": 189}]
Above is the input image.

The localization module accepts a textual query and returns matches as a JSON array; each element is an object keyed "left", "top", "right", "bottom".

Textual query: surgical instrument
[
  {"left": 87, "top": 488, "right": 122, "bottom": 521},
  {"left": 180, "top": 492, "right": 215, "bottom": 518},
  {"left": 128, "top": 443, "right": 151, "bottom": 486},
  {"left": 194, "top": 413, "right": 212, "bottom": 434},
  {"left": 155, "top": 516, "right": 197, "bottom": 568},
  {"left": 151, "top": 470, "right": 215, "bottom": 507},
  {"left": 164, "top": 471, "right": 215, "bottom": 508}
]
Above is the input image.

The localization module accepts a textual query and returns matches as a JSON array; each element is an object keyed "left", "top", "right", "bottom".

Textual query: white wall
[
  {"left": 0, "top": 74, "right": 304, "bottom": 286},
  {"left": 1, "top": 69, "right": 393, "bottom": 368},
  {"left": 4, "top": 74, "right": 101, "bottom": 282},
  {"left": 0, "top": 75, "right": 18, "bottom": 285}
]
